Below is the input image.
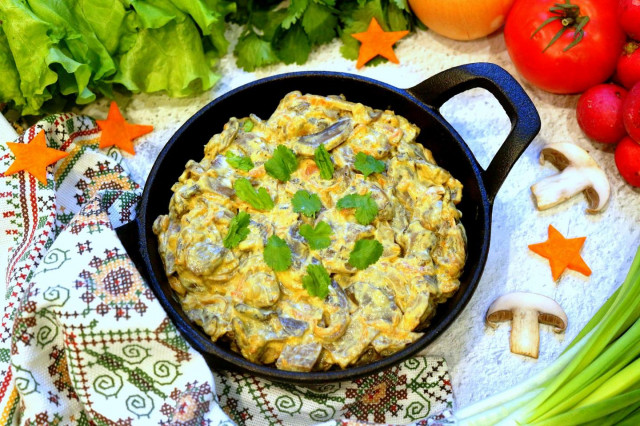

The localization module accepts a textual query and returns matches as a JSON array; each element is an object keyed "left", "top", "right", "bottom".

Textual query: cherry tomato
[
  {"left": 618, "top": 0, "right": 640, "bottom": 40},
  {"left": 623, "top": 82, "right": 640, "bottom": 143},
  {"left": 615, "top": 42, "right": 640, "bottom": 90},
  {"left": 577, "top": 84, "right": 628, "bottom": 144},
  {"left": 504, "top": 0, "right": 626, "bottom": 94},
  {"left": 615, "top": 136, "right": 640, "bottom": 187}
]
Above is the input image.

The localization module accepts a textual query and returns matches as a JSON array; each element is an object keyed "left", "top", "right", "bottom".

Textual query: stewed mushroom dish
[{"left": 153, "top": 91, "right": 466, "bottom": 372}]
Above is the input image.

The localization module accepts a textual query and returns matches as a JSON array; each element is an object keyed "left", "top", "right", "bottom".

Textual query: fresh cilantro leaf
[
  {"left": 348, "top": 238, "right": 383, "bottom": 270},
  {"left": 264, "top": 235, "right": 292, "bottom": 271},
  {"left": 233, "top": 178, "right": 274, "bottom": 211},
  {"left": 225, "top": 151, "right": 254, "bottom": 171},
  {"left": 299, "top": 221, "right": 333, "bottom": 249},
  {"left": 302, "top": 2, "right": 339, "bottom": 44},
  {"left": 274, "top": 23, "right": 311, "bottom": 65},
  {"left": 223, "top": 212, "right": 251, "bottom": 249},
  {"left": 339, "top": 1, "right": 385, "bottom": 61},
  {"left": 314, "top": 144, "right": 334, "bottom": 179},
  {"left": 234, "top": 32, "right": 279, "bottom": 72},
  {"left": 292, "top": 190, "right": 322, "bottom": 217},
  {"left": 390, "top": 0, "right": 410, "bottom": 12},
  {"left": 336, "top": 193, "right": 378, "bottom": 225},
  {"left": 251, "top": 8, "right": 288, "bottom": 41},
  {"left": 264, "top": 145, "right": 299, "bottom": 182},
  {"left": 281, "top": 0, "right": 309, "bottom": 29},
  {"left": 243, "top": 120, "right": 254, "bottom": 132},
  {"left": 302, "top": 263, "right": 331, "bottom": 299},
  {"left": 354, "top": 152, "right": 386, "bottom": 177},
  {"left": 388, "top": 2, "right": 411, "bottom": 31}
]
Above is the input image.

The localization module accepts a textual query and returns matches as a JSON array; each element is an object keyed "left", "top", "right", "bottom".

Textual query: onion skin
[{"left": 408, "top": 0, "right": 516, "bottom": 41}]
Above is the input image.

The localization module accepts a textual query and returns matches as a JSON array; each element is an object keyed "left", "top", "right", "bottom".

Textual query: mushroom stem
[
  {"left": 486, "top": 292, "right": 567, "bottom": 359},
  {"left": 510, "top": 308, "right": 541, "bottom": 358},
  {"left": 531, "top": 167, "right": 592, "bottom": 211}
]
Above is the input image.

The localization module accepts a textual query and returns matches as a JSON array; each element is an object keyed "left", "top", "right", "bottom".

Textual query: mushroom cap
[
  {"left": 486, "top": 292, "right": 567, "bottom": 333},
  {"left": 536, "top": 142, "right": 611, "bottom": 213}
]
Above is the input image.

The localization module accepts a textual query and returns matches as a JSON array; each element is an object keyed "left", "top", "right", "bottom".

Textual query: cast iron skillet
[{"left": 117, "top": 62, "right": 541, "bottom": 384}]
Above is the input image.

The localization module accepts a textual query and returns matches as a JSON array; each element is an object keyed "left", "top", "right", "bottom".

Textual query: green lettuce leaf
[
  {"left": 0, "top": 1, "right": 89, "bottom": 113},
  {"left": 0, "top": 25, "right": 25, "bottom": 109},
  {"left": 110, "top": 17, "right": 220, "bottom": 97}
]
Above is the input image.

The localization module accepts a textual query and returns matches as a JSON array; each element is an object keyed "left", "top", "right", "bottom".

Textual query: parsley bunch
[{"left": 229, "top": 0, "right": 419, "bottom": 71}]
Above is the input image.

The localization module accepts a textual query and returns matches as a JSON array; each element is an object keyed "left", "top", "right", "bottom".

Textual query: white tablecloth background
[{"left": 2, "top": 25, "right": 639, "bottom": 409}]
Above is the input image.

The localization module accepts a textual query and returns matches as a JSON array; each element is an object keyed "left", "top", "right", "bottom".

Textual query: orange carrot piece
[{"left": 528, "top": 225, "right": 592, "bottom": 281}]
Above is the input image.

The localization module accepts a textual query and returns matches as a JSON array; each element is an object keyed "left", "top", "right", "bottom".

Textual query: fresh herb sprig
[
  {"left": 226, "top": 151, "right": 254, "bottom": 171},
  {"left": 302, "top": 263, "right": 332, "bottom": 298},
  {"left": 336, "top": 193, "right": 378, "bottom": 225},
  {"left": 314, "top": 144, "right": 334, "bottom": 179},
  {"left": 348, "top": 238, "right": 383, "bottom": 270},
  {"left": 223, "top": 211, "right": 251, "bottom": 248},
  {"left": 263, "top": 235, "right": 292, "bottom": 271},
  {"left": 292, "top": 190, "right": 323, "bottom": 217},
  {"left": 265, "top": 145, "right": 298, "bottom": 182},
  {"left": 299, "top": 221, "right": 333, "bottom": 249},
  {"left": 234, "top": 178, "right": 274, "bottom": 211},
  {"left": 354, "top": 152, "right": 385, "bottom": 177}
]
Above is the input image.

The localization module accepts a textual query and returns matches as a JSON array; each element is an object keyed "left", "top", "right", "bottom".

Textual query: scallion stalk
[
  {"left": 456, "top": 246, "right": 640, "bottom": 425},
  {"left": 531, "top": 388, "right": 640, "bottom": 426}
]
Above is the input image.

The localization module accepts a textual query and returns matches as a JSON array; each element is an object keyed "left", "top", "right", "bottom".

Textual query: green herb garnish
[
  {"left": 225, "top": 151, "right": 254, "bottom": 171},
  {"left": 233, "top": 178, "right": 274, "bottom": 211},
  {"left": 292, "top": 190, "right": 322, "bottom": 217},
  {"left": 243, "top": 120, "right": 254, "bottom": 132},
  {"left": 348, "top": 238, "right": 383, "bottom": 270},
  {"left": 354, "top": 152, "right": 386, "bottom": 177},
  {"left": 223, "top": 211, "right": 251, "bottom": 249},
  {"left": 314, "top": 144, "right": 334, "bottom": 179},
  {"left": 336, "top": 193, "right": 378, "bottom": 225},
  {"left": 263, "top": 235, "right": 292, "bottom": 271},
  {"left": 302, "top": 263, "right": 331, "bottom": 299},
  {"left": 299, "top": 221, "right": 332, "bottom": 250},
  {"left": 264, "top": 144, "right": 298, "bottom": 182}
]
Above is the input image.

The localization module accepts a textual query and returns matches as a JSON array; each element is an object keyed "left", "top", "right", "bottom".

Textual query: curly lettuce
[{"left": 0, "top": 0, "right": 233, "bottom": 114}]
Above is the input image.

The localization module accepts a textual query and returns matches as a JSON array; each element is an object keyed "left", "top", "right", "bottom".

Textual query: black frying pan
[{"left": 117, "top": 62, "right": 541, "bottom": 384}]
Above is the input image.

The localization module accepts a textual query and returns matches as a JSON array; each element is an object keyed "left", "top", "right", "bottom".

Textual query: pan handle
[{"left": 406, "top": 62, "right": 541, "bottom": 203}]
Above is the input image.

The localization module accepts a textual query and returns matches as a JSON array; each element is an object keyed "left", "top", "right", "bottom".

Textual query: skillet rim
[{"left": 136, "top": 71, "right": 492, "bottom": 383}]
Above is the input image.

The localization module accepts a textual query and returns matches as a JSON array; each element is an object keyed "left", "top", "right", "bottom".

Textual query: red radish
[
  {"left": 616, "top": 42, "right": 640, "bottom": 90},
  {"left": 619, "top": 0, "right": 640, "bottom": 40},
  {"left": 576, "top": 84, "right": 628, "bottom": 144},
  {"left": 615, "top": 136, "right": 640, "bottom": 186},
  {"left": 623, "top": 82, "right": 640, "bottom": 142}
]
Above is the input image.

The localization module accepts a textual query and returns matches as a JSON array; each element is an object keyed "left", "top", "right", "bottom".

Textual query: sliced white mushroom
[
  {"left": 486, "top": 292, "right": 567, "bottom": 359},
  {"left": 530, "top": 142, "right": 610, "bottom": 213}
]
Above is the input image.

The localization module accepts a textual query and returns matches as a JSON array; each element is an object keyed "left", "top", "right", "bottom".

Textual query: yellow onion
[{"left": 408, "top": 0, "right": 516, "bottom": 41}]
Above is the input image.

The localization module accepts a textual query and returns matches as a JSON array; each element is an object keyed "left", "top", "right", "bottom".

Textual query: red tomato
[
  {"left": 504, "top": 0, "right": 626, "bottom": 94},
  {"left": 615, "top": 42, "right": 640, "bottom": 90},
  {"left": 618, "top": 0, "right": 640, "bottom": 40}
]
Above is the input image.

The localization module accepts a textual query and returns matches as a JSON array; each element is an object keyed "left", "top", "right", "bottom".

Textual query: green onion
[{"left": 456, "top": 246, "right": 640, "bottom": 425}]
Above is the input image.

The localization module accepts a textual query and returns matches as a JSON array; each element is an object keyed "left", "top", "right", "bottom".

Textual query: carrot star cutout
[
  {"left": 351, "top": 17, "right": 409, "bottom": 69},
  {"left": 4, "top": 130, "right": 68, "bottom": 184},
  {"left": 528, "top": 225, "right": 592, "bottom": 281},
  {"left": 97, "top": 101, "right": 153, "bottom": 155}
]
